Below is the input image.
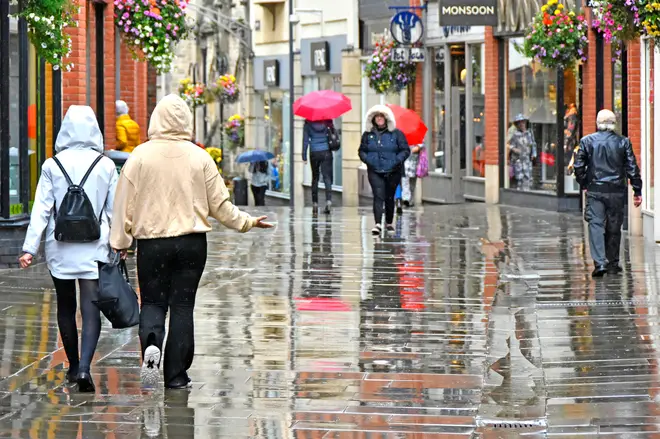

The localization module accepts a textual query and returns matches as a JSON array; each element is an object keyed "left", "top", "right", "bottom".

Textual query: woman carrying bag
[
  {"left": 19, "top": 106, "right": 119, "bottom": 393},
  {"left": 110, "top": 94, "right": 272, "bottom": 390}
]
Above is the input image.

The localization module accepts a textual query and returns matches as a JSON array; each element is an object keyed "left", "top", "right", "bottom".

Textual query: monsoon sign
[{"left": 438, "top": 0, "right": 497, "bottom": 26}]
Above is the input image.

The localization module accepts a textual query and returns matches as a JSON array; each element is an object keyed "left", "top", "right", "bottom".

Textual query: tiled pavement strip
[{"left": 0, "top": 205, "right": 659, "bottom": 437}]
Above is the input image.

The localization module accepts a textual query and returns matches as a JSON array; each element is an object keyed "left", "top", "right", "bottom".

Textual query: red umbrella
[
  {"left": 386, "top": 104, "right": 428, "bottom": 145},
  {"left": 294, "top": 90, "right": 352, "bottom": 121}
]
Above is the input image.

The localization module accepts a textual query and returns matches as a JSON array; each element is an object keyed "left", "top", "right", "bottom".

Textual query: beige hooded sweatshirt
[{"left": 110, "top": 94, "right": 255, "bottom": 250}]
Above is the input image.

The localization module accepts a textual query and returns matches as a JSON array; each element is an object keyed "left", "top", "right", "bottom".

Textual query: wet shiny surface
[{"left": 1, "top": 205, "right": 660, "bottom": 437}]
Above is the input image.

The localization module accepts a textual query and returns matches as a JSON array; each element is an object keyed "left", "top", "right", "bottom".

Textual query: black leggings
[
  {"left": 137, "top": 233, "right": 207, "bottom": 386},
  {"left": 310, "top": 150, "right": 333, "bottom": 203},
  {"left": 51, "top": 277, "right": 101, "bottom": 374},
  {"left": 368, "top": 168, "right": 402, "bottom": 225}
]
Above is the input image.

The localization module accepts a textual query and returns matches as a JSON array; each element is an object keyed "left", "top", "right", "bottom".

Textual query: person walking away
[
  {"left": 249, "top": 160, "right": 269, "bottom": 206},
  {"left": 508, "top": 114, "right": 536, "bottom": 191},
  {"left": 116, "top": 100, "right": 141, "bottom": 153},
  {"left": 573, "top": 109, "right": 642, "bottom": 277},
  {"left": 359, "top": 105, "right": 410, "bottom": 235},
  {"left": 401, "top": 143, "right": 423, "bottom": 207},
  {"left": 110, "top": 94, "right": 272, "bottom": 389},
  {"left": 303, "top": 119, "right": 334, "bottom": 214},
  {"left": 19, "top": 106, "right": 119, "bottom": 393}
]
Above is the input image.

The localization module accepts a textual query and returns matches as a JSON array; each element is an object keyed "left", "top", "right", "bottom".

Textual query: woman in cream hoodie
[{"left": 110, "top": 94, "right": 272, "bottom": 389}]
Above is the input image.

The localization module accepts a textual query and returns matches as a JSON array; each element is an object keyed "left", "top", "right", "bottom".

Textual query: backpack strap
[
  {"left": 79, "top": 154, "right": 105, "bottom": 187},
  {"left": 52, "top": 157, "right": 74, "bottom": 187}
]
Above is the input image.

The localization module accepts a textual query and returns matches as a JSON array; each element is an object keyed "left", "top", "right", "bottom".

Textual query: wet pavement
[{"left": 0, "top": 204, "right": 659, "bottom": 437}]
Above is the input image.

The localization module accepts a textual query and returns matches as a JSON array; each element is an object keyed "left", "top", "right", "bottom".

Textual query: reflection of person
[
  {"left": 110, "top": 94, "right": 273, "bottom": 389},
  {"left": 507, "top": 114, "right": 536, "bottom": 191},
  {"left": 19, "top": 106, "right": 119, "bottom": 393},
  {"left": 565, "top": 104, "right": 580, "bottom": 174},
  {"left": 472, "top": 136, "right": 485, "bottom": 177},
  {"left": 574, "top": 109, "right": 642, "bottom": 277},
  {"left": 359, "top": 105, "right": 410, "bottom": 235},
  {"left": 115, "top": 100, "right": 141, "bottom": 153},
  {"left": 302, "top": 119, "right": 335, "bottom": 213},
  {"left": 249, "top": 161, "right": 269, "bottom": 206}
]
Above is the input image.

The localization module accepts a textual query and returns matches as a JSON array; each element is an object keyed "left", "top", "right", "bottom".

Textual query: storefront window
[
  {"left": 434, "top": 47, "right": 446, "bottom": 173},
  {"left": 563, "top": 67, "right": 581, "bottom": 194},
  {"left": 613, "top": 57, "right": 624, "bottom": 133},
  {"left": 263, "top": 91, "right": 290, "bottom": 195},
  {"left": 469, "top": 43, "right": 485, "bottom": 178},
  {"left": 9, "top": 15, "right": 21, "bottom": 214},
  {"left": 505, "top": 38, "right": 559, "bottom": 193},
  {"left": 643, "top": 39, "right": 655, "bottom": 211}
]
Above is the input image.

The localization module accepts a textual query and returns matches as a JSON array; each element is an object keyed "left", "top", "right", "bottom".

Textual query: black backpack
[
  {"left": 52, "top": 154, "right": 105, "bottom": 243},
  {"left": 327, "top": 125, "right": 341, "bottom": 151}
]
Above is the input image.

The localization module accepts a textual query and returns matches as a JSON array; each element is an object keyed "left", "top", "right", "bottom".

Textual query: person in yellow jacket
[{"left": 115, "top": 100, "right": 141, "bottom": 152}]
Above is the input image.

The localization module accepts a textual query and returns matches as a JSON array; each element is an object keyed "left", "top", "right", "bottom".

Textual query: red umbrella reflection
[{"left": 294, "top": 297, "right": 352, "bottom": 312}]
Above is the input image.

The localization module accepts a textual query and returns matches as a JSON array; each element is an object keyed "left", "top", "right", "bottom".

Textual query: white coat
[{"left": 22, "top": 105, "right": 119, "bottom": 280}]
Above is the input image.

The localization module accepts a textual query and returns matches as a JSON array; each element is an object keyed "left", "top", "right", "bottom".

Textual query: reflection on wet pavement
[{"left": 1, "top": 205, "right": 660, "bottom": 437}]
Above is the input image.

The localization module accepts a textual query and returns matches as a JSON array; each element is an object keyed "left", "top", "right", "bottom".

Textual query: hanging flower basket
[
  {"left": 364, "top": 37, "right": 417, "bottom": 95},
  {"left": 16, "top": 0, "right": 79, "bottom": 71},
  {"left": 206, "top": 147, "right": 223, "bottom": 170},
  {"left": 522, "top": 0, "right": 588, "bottom": 69},
  {"left": 114, "top": 0, "right": 192, "bottom": 74},
  {"left": 213, "top": 74, "right": 240, "bottom": 103},
  {"left": 178, "top": 78, "right": 208, "bottom": 108},
  {"left": 591, "top": 0, "right": 641, "bottom": 57},
  {"left": 224, "top": 114, "right": 245, "bottom": 149},
  {"left": 640, "top": 1, "right": 660, "bottom": 39}
]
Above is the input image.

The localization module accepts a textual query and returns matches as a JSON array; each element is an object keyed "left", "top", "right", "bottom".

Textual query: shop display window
[
  {"left": 643, "top": 39, "right": 654, "bottom": 212},
  {"left": 504, "top": 38, "right": 580, "bottom": 195},
  {"left": 469, "top": 43, "right": 485, "bottom": 178},
  {"left": 260, "top": 91, "right": 290, "bottom": 195},
  {"left": 433, "top": 47, "right": 447, "bottom": 173}
]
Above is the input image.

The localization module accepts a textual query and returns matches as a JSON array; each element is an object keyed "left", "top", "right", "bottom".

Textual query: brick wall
[
  {"left": 582, "top": 9, "right": 597, "bottom": 135},
  {"left": 627, "top": 41, "right": 642, "bottom": 161},
  {"left": 58, "top": 0, "right": 152, "bottom": 150},
  {"left": 484, "top": 27, "right": 499, "bottom": 166}
]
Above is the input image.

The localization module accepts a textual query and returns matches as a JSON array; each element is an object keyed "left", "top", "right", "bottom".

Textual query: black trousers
[
  {"left": 51, "top": 277, "right": 101, "bottom": 374},
  {"left": 137, "top": 233, "right": 207, "bottom": 385},
  {"left": 368, "top": 168, "right": 402, "bottom": 225},
  {"left": 584, "top": 191, "right": 626, "bottom": 267},
  {"left": 251, "top": 185, "right": 267, "bottom": 206},
  {"left": 310, "top": 150, "right": 333, "bottom": 203}
]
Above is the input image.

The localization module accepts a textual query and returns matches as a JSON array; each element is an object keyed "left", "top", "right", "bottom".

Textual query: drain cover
[{"left": 477, "top": 418, "right": 547, "bottom": 429}]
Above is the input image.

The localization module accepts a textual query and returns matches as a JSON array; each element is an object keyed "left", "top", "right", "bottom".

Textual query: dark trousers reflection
[{"left": 302, "top": 221, "right": 337, "bottom": 298}]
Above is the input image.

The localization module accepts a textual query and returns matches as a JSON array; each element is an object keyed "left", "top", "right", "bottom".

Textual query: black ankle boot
[{"left": 77, "top": 371, "right": 95, "bottom": 393}]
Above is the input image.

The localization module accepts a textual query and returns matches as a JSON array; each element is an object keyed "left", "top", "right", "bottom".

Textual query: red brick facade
[
  {"left": 61, "top": 0, "right": 151, "bottom": 151},
  {"left": 484, "top": 27, "right": 499, "bottom": 167}
]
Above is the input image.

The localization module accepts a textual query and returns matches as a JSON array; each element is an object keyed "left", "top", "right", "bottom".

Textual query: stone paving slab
[{"left": 0, "top": 205, "right": 659, "bottom": 437}]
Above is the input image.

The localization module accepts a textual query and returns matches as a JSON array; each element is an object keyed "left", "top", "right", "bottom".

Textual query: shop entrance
[{"left": 424, "top": 43, "right": 485, "bottom": 204}]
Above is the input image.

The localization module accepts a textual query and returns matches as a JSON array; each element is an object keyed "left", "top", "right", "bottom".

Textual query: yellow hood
[{"left": 147, "top": 94, "right": 194, "bottom": 141}]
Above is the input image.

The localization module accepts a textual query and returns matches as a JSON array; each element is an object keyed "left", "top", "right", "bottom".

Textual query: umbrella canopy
[
  {"left": 236, "top": 150, "right": 275, "bottom": 164},
  {"left": 294, "top": 90, "right": 352, "bottom": 121},
  {"left": 386, "top": 104, "right": 428, "bottom": 145}
]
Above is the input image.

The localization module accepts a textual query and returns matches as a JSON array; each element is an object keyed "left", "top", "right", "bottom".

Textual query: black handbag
[{"left": 95, "top": 253, "right": 140, "bottom": 329}]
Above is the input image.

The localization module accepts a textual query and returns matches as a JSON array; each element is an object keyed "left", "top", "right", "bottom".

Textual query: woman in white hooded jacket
[{"left": 19, "top": 106, "right": 118, "bottom": 393}]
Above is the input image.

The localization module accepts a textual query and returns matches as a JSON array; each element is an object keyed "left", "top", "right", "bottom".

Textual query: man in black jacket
[{"left": 574, "top": 109, "right": 643, "bottom": 277}]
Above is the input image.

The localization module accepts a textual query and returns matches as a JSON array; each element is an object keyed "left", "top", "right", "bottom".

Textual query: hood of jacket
[
  {"left": 148, "top": 94, "right": 194, "bottom": 141},
  {"left": 54, "top": 105, "right": 104, "bottom": 154},
  {"left": 365, "top": 104, "right": 396, "bottom": 132}
]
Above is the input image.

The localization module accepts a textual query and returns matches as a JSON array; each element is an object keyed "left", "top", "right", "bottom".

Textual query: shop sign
[
  {"left": 264, "top": 59, "right": 279, "bottom": 87},
  {"left": 390, "top": 11, "right": 424, "bottom": 45},
  {"left": 310, "top": 41, "right": 329, "bottom": 72},
  {"left": 496, "top": 0, "right": 578, "bottom": 33},
  {"left": 393, "top": 48, "right": 426, "bottom": 62},
  {"left": 438, "top": 0, "right": 497, "bottom": 26},
  {"left": 442, "top": 26, "right": 472, "bottom": 37}
]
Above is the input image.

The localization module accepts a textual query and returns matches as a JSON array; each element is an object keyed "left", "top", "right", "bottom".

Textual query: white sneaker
[{"left": 141, "top": 345, "right": 161, "bottom": 387}]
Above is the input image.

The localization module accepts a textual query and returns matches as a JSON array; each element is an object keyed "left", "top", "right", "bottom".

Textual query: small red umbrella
[
  {"left": 386, "top": 104, "right": 428, "bottom": 145},
  {"left": 294, "top": 90, "right": 352, "bottom": 121}
]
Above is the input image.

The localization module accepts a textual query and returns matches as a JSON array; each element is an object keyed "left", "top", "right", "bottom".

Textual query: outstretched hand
[{"left": 253, "top": 216, "right": 274, "bottom": 229}]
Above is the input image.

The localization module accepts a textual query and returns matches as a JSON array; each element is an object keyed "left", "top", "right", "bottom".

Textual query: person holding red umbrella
[
  {"left": 296, "top": 90, "right": 351, "bottom": 214},
  {"left": 359, "top": 105, "right": 410, "bottom": 235},
  {"left": 302, "top": 118, "right": 335, "bottom": 214}
]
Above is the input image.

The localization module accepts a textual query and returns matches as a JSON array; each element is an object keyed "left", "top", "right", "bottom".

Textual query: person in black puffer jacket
[
  {"left": 359, "top": 104, "right": 410, "bottom": 235},
  {"left": 574, "top": 109, "right": 643, "bottom": 277}
]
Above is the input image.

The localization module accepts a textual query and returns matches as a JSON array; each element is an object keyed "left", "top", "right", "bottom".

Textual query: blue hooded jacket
[
  {"left": 358, "top": 105, "right": 410, "bottom": 173},
  {"left": 302, "top": 120, "right": 333, "bottom": 161}
]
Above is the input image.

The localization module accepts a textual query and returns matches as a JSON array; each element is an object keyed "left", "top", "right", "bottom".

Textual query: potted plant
[
  {"left": 17, "top": 0, "right": 78, "bottom": 71},
  {"left": 178, "top": 78, "right": 208, "bottom": 108},
  {"left": 213, "top": 74, "right": 240, "bottom": 103},
  {"left": 114, "top": 0, "right": 191, "bottom": 73},
  {"left": 590, "top": 0, "right": 641, "bottom": 57},
  {"left": 364, "top": 36, "right": 417, "bottom": 94},
  {"left": 224, "top": 114, "right": 245, "bottom": 149},
  {"left": 522, "top": 0, "right": 589, "bottom": 69}
]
